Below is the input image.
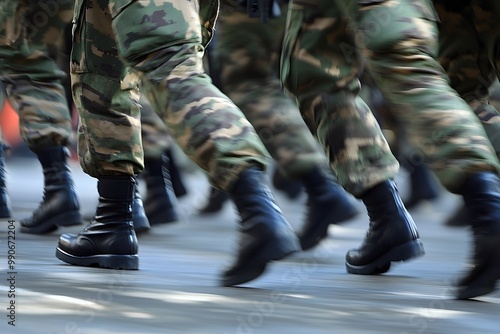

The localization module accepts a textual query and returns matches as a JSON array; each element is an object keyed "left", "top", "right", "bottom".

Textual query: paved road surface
[{"left": 0, "top": 156, "right": 498, "bottom": 334}]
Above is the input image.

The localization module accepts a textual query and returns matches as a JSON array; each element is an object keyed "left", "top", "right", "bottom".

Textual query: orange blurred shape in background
[{"left": 0, "top": 101, "right": 21, "bottom": 147}]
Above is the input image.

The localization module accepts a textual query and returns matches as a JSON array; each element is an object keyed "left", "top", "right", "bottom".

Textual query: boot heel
[
  {"left": 389, "top": 239, "right": 426, "bottom": 262},
  {"left": 96, "top": 254, "right": 139, "bottom": 270},
  {"left": 262, "top": 229, "right": 301, "bottom": 261}
]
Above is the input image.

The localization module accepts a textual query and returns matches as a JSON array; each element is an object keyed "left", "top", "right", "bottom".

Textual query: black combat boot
[
  {"left": 220, "top": 167, "right": 301, "bottom": 287},
  {"left": 56, "top": 176, "right": 139, "bottom": 270},
  {"left": 198, "top": 186, "right": 229, "bottom": 214},
  {"left": 298, "top": 167, "right": 359, "bottom": 250},
  {"left": 164, "top": 149, "right": 187, "bottom": 198},
  {"left": 455, "top": 172, "right": 500, "bottom": 300},
  {"left": 20, "top": 146, "right": 82, "bottom": 234},
  {"left": 142, "top": 154, "right": 179, "bottom": 225},
  {"left": 0, "top": 145, "right": 13, "bottom": 219},
  {"left": 272, "top": 167, "right": 303, "bottom": 200},
  {"left": 403, "top": 162, "right": 440, "bottom": 209},
  {"left": 345, "top": 180, "right": 425, "bottom": 275},
  {"left": 132, "top": 178, "right": 151, "bottom": 233}
]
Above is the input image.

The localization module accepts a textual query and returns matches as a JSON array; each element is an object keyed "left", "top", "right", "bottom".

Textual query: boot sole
[
  {"left": 455, "top": 265, "right": 500, "bottom": 300},
  {"left": 220, "top": 231, "right": 301, "bottom": 287},
  {"left": 20, "top": 210, "right": 83, "bottom": 234},
  {"left": 55, "top": 247, "right": 139, "bottom": 270},
  {"left": 345, "top": 239, "right": 425, "bottom": 275}
]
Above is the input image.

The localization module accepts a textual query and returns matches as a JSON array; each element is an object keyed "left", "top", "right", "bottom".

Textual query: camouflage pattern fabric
[
  {"left": 213, "top": 2, "right": 330, "bottom": 179},
  {"left": 72, "top": 0, "right": 269, "bottom": 190},
  {"left": 0, "top": 0, "right": 74, "bottom": 150},
  {"left": 280, "top": 0, "right": 399, "bottom": 196},
  {"left": 435, "top": 0, "right": 500, "bottom": 158},
  {"left": 281, "top": 0, "right": 499, "bottom": 195}
]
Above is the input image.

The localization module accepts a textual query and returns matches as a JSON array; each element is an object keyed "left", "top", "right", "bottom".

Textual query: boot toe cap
[{"left": 58, "top": 233, "right": 97, "bottom": 257}]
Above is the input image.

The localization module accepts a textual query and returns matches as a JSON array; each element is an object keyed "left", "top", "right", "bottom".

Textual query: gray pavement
[{"left": 0, "top": 157, "right": 499, "bottom": 334}]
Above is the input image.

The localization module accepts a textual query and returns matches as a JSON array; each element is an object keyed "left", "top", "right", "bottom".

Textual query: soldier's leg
[
  {"left": 214, "top": 5, "right": 359, "bottom": 250},
  {"left": 435, "top": 1, "right": 500, "bottom": 227},
  {"left": 66, "top": 0, "right": 300, "bottom": 284},
  {"left": 113, "top": 1, "right": 267, "bottom": 189},
  {"left": 340, "top": 0, "right": 500, "bottom": 299},
  {"left": 340, "top": 0, "right": 499, "bottom": 189},
  {"left": 55, "top": 0, "right": 146, "bottom": 269},
  {"left": 282, "top": 0, "right": 423, "bottom": 274},
  {"left": 0, "top": 1, "right": 82, "bottom": 233},
  {"left": 435, "top": 0, "right": 500, "bottom": 157},
  {"left": 359, "top": 76, "right": 441, "bottom": 210}
]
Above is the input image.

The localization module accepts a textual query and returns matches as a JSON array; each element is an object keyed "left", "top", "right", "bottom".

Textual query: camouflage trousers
[
  {"left": 435, "top": 0, "right": 500, "bottom": 158},
  {"left": 0, "top": 0, "right": 74, "bottom": 150},
  {"left": 213, "top": 4, "right": 329, "bottom": 178},
  {"left": 72, "top": 0, "right": 269, "bottom": 190},
  {"left": 281, "top": 0, "right": 499, "bottom": 196}
]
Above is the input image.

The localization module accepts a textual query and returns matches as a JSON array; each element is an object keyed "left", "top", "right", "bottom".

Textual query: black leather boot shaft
[
  {"left": 455, "top": 172, "right": 500, "bottom": 299},
  {"left": 403, "top": 162, "right": 440, "bottom": 209},
  {"left": 459, "top": 171, "right": 500, "bottom": 232},
  {"left": 221, "top": 167, "right": 300, "bottom": 287},
  {"left": 0, "top": 144, "right": 12, "bottom": 219},
  {"left": 164, "top": 149, "right": 187, "bottom": 198},
  {"left": 142, "top": 154, "right": 178, "bottom": 225},
  {"left": 20, "top": 146, "right": 82, "bottom": 234},
  {"left": 94, "top": 176, "right": 135, "bottom": 223},
  {"left": 272, "top": 167, "right": 303, "bottom": 200},
  {"left": 345, "top": 180, "right": 424, "bottom": 275},
  {"left": 132, "top": 178, "right": 151, "bottom": 233},
  {"left": 298, "top": 166, "right": 359, "bottom": 250},
  {"left": 55, "top": 176, "right": 139, "bottom": 270}
]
